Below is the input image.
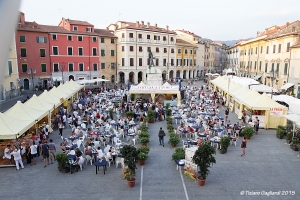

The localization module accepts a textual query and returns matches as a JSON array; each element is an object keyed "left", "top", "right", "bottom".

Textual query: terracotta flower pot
[
  {"left": 141, "top": 143, "right": 147, "bottom": 146},
  {"left": 138, "top": 160, "right": 145, "bottom": 165},
  {"left": 127, "top": 178, "right": 136, "bottom": 187},
  {"left": 197, "top": 179, "right": 206, "bottom": 186},
  {"left": 172, "top": 144, "right": 177, "bottom": 148},
  {"left": 148, "top": 120, "right": 154, "bottom": 123}
]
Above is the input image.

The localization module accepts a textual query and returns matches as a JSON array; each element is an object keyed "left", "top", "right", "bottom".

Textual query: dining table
[{"left": 94, "top": 159, "right": 108, "bottom": 174}]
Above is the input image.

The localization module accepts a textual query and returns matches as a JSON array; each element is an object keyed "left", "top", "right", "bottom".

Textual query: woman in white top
[{"left": 30, "top": 142, "right": 38, "bottom": 165}]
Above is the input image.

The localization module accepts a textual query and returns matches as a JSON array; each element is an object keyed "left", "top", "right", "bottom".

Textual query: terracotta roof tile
[
  {"left": 94, "top": 29, "right": 116, "bottom": 37},
  {"left": 176, "top": 39, "right": 196, "bottom": 47},
  {"left": 116, "top": 21, "right": 176, "bottom": 34},
  {"left": 176, "top": 29, "right": 201, "bottom": 38},
  {"left": 65, "top": 18, "right": 93, "bottom": 26}
]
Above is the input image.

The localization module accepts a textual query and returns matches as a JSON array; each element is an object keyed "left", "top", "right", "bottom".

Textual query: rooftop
[
  {"left": 114, "top": 21, "right": 176, "bottom": 34},
  {"left": 64, "top": 18, "right": 93, "bottom": 26},
  {"left": 176, "top": 29, "right": 201, "bottom": 38},
  {"left": 94, "top": 28, "right": 117, "bottom": 37}
]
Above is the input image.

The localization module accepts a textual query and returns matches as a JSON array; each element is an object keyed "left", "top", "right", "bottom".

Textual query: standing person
[
  {"left": 158, "top": 127, "right": 166, "bottom": 147},
  {"left": 30, "top": 142, "right": 38, "bottom": 165},
  {"left": 48, "top": 139, "right": 56, "bottom": 164},
  {"left": 12, "top": 148, "right": 24, "bottom": 170},
  {"left": 58, "top": 122, "right": 63, "bottom": 137},
  {"left": 241, "top": 137, "right": 247, "bottom": 156},
  {"left": 25, "top": 144, "right": 31, "bottom": 165},
  {"left": 254, "top": 119, "right": 259, "bottom": 135},
  {"left": 225, "top": 108, "right": 229, "bottom": 122},
  {"left": 42, "top": 141, "right": 50, "bottom": 168}
]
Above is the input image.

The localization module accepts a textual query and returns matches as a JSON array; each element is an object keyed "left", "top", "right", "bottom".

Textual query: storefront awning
[
  {"left": 281, "top": 83, "right": 294, "bottom": 90},
  {"left": 52, "top": 77, "right": 62, "bottom": 81},
  {"left": 39, "top": 76, "right": 51, "bottom": 79}
]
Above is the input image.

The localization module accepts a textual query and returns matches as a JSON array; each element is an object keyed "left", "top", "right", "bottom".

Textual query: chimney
[
  {"left": 155, "top": 23, "right": 157, "bottom": 28},
  {"left": 19, "top": 12, "right": 25, "bottom": 25},
  {"left": 136, "top": 21, "right": 139, "bottom": 28},
  {"left": 106, "top": 27, "right": 109, "bottom": 30},
  {"left": 147, "top": 22, "right": 150, "bottom": 27},
  {"left": 286, "top": 22, "right": 289, "bottom": 26},
  {"left": 166, "top": 25, "right": 169, "bottom": 31},
  {"left": 141, "top": 21, "right": 144, "bottom": 26}
]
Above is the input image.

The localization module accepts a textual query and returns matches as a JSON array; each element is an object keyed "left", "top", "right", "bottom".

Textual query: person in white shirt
[
  {"left": 2, "top": 145, "right": 12, "bottom": 160},
  {"left": 30, "top": 142, "right": 38, "bottom": 165},
  {"left": 97, "top": 147, "right": 104, "bottom": 159},
  {"left": 12, "top": 148, "right": 24, "bottom": 170},
  {"left": 73, "top": 110, "right": 78, "bottom": 118},
  {"left": 62, "top": 114, "right": 67, "bottom": 127}
]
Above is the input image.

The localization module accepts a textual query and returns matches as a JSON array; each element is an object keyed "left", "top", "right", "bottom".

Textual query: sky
[{"left": 20, "top": 0, "right": 300, "bottom": 41}]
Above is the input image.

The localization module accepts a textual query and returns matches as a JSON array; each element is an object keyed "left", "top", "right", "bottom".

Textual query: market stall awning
[
  {"left": 250, "top": 84, "right": 278, "bottom": 93},
  {"left": 5, "top": 101, "right": 48, "bottom": 121},
  {"left": 253, "top": 75, "right": 262, "bottom": 80},
  {"left": 24, "top": 94, "right": 55, "bottom": 112},
  {"left": 281, "top": 83, "right": 294, "bottom": 90},
  {"left": 0, "top": 113, "right": 33, "bottom": 139},
  {"left": 283, "top": 114, "right": 300, "bottom": 123},
  {"left": 49, "top": 86, "right": 71, "bottom": 100},
  {"left": 52, "top": 77, "right": 62, "bottom": 81},
  {"left": 243, "top": 93, "right": 288, "bottom": 110},
  {"left": 65, "top": 80, "right": 84, "bottom": 90},
  {"left": 38, "top": 90, "right": 62, "bottom": 108}
]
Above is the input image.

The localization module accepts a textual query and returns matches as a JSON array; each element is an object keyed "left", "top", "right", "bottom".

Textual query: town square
[{"left": 0, "top": 0, "right": 300, "bottom": 200}]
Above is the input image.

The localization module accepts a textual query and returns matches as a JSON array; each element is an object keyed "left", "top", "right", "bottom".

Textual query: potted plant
[
  {"left": 166, "top": 108, "right": 172, "bottom": 117},
  {"left": 290, "top": 139, "right": 299, "bottom": 151},
  {"left": 137, "top": 146, "right": 150, "bottom": 154},
  {"left": 126, "top": 111, "right": 134, "bottom": 118},
  {"left": 276, "top": 125, "right": 286, "bottom": 139},
  {"left": 172, "top": 147, "right": 185, "bottom": 160},
  {"left": 120, "top": 145, "right": 138, "bottom": 187},
  {"left": 108, "top": 108, "right": 113, "bottom": 119},
  {"left": 147, "top": 110, "right": 155, "bottom": 123},
  {"left": 56, "top": 153, "right": 69, "bottom": 173},
  {"left": 140, "top": 123, "right": 148, "bottom": 132},
  {"left": 167, "top": 124, "right": 174, "bottom": 132},
  {"left": 138, "top": 131, "right": 150, "bottom": 139},
  {"left": 286, "top": 132, "right": 293, "bottom": 144},
  {"left": 140, "top": 137, "right": 150, "bottom": 146},
  {"left": 219, "top": 136, "right": 230, "bottom": 154},
  {"left": 168, "top": 133, "right": 180, "bottom": 147},
  {"left": 137, "top": 152, "right": 148, "bottom": 165},
  {"left": 166, "top": 103, "right": 170, "bottom": 110},
  {"left": 130, "top": 94, "right": 135, "bottom": 101},
  {"left": 114, "top": 103, "right": 119, "bottom": 108},
  {"left": 192, "top": 142, "right": 216, "bottom": 186},
  {"left": 241, "top": 126, "right": 254, "bottom": 139},
  {"left": 166, "top": 116, "right": 172, "bottom": 124}
]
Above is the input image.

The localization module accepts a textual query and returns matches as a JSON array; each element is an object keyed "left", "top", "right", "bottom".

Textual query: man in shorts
[{"left": 42, "top": 141, "right": 50, "bottom": 168}]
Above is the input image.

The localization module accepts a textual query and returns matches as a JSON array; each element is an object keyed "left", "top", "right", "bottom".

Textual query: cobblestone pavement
[{"left": 0, "top": 80, "right": 300, "bottom": 200}]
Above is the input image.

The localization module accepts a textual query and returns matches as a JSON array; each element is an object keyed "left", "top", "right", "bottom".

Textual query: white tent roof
[
  {"left": 283, "top": 114, "right": 300, "bottom": 123},
  {"left": 243, "top": 93, "right": 288, "bottom": 110},
  {"left": 0, "top": 113, "right": 33, "bottom": 139},
  {"left": 38, "top": 90, "right": 62, "bottom": 108},
  {"left": 57, "top": 84, "right": 76, "bottom": 97},
  {"left": 137, "top": 81, "right": 146, "bottom": 86},
  {"left": 281, "top": 83, "right": 294, "bottom": 90},
  {"left": 5, "top": 101, "right": 48, "bottom": 121},
  {"left": 75, "top": 78, "right": 109, "bottom": 84},
  {"left": 250, "top": 84, "right": 278, "bottom": 93},
  {"left": 49, "top": 86, "right": 71, "bottom": 99},
  {"left": 25, "top": 94, "right": 55, "bottom": 112},
  {"left": 236, "top": 89, "right": 261, "bottom": 104}
]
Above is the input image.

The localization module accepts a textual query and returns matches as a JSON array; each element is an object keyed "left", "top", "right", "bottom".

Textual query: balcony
[
  {"left": 147, "top": 39, "right": 151, "bottom": 43},
  {"left": 129, "top": 38, "right": 135, "bottom": 42},
  {"left": 156, "top": 40, "right": 160, "bottom": 44},
  {"left": 138, "top": 38, "right": 143, "bottom": 42},
  {"left": 162, "top": 41, "right": 167, "bottom": 44}
]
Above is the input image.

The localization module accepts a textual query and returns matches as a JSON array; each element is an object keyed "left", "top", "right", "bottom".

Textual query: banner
[
  {"left": 130, "top": 85, "right": 179, "bottom": 92},
  {"left": 270, "top": 108, "right": 283, "bottom": 116}
]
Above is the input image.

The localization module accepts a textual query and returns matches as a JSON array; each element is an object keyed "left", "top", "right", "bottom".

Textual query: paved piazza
[{"left": 0, "top": 80, "right": 300, "bottom": 200}]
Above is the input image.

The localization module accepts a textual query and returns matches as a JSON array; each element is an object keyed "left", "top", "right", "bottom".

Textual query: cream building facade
[
  {"left": 94, "top": 28, "right": 117, "bottom": 84},
  {"left": 175, "top": 30, "right": 204, "bottom": 77},
  {"left": 1, "top": 36, "right": 19, "bottom": 101},
  {"left": 108, "top": 21, "right": 176, "bottom": 84},
  {"left": 288, "top": 37, "right": 300, "bottom": 97}
]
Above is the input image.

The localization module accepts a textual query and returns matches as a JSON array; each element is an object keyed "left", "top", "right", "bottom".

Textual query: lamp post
[
  {"left": 59, "top": 65, "right": 65, "bottom": 84},
  {"left": 27, "top": 68, "right": 36, "bottom": 94}
]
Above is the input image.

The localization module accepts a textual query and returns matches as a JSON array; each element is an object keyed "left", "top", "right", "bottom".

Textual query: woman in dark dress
[
  {"left": 241, "top": 137, "right": 247, "bottom": 156},
  {"left": 25, "top": 144, "right": 31, "bottom": 165}
]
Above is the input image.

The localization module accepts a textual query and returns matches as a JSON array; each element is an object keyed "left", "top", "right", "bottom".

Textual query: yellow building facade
[{"left": 1, "top": 36, "right": 20, "bottom": 101}]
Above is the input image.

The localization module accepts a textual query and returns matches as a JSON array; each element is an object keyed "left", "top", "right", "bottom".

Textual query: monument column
[{"left": 124, "top": 72, "right": 129, "bottom": 84}]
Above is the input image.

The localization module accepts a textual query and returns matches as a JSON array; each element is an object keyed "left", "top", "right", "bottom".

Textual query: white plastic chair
[
  {"left": 131, "top": 135, "right": 138, "bottom": 146},
  {"left": 114, "top": 137, "right": 122, "bottom": 149},
  {"left": 104, "top": 155, "right": 112, "bottom": 167}
]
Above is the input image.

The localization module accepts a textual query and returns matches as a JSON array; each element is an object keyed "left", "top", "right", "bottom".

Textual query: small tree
[
  {"left": 120, "top": 145, "right": 138, "bottom": 181},
  {"left": 108, "top": 108, "right": 113, "bottom": 119},
  {"left": 192, "top": 143, "right": 216, "bottom": 180}
]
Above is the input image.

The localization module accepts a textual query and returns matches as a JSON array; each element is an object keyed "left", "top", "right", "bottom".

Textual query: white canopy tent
[
  {"left": 283, "top": 114, "right": 300, "bottom": 137},
  {"left": 75, "top": 78, "right": 109, "bottom": 84},
  {"left": 250, "top": 84, "right": 278, "bottom": 93}
]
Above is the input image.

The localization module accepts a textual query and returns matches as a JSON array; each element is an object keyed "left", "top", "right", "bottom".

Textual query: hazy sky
[{"left": 20, "top": 0, "right": 300, "bottom": 41}]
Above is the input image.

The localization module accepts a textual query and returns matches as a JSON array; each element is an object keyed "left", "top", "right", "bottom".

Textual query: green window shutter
[
  {"left": 22, "top": 64, "right": 27, "bottom": 72},
  {"left": 111, "top": 50, "right": 114, "bottom": 56},
  {"left": 41, "top": 64, "right": 46, "bottom": 72},
  {"left": 8, "top": 61, "right": 12, "bottom": 74}
]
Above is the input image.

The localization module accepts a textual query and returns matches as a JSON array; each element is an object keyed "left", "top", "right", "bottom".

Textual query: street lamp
[
  {"left": 59, "top": 65, "right": 65, "bottom": 84},
  {"left": 27, "top": 68, "right": 36, "bottom": 93}
]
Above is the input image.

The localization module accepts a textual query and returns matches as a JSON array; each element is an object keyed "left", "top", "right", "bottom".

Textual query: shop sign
[{"left": 270, "top": 108, "right": 283, "bottom": 116}]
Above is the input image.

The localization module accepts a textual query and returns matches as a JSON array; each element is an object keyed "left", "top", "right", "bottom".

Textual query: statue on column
[{"left": 148, "top": 48, "right": 155, "bottom": 69}]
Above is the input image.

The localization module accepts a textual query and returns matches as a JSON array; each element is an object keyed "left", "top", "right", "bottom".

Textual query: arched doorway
[
  {"left": 193, "top": 70, "right": 195, "bottom": 78},
  {"left": 183, "top": 70, "right": 186, "bottom": 79},
  {"left": 169, "top": 70, "right": 174, "bottom": 79},
  {"left": 162, "top": 70, "right": 167, "bottom": 80},
  {"left": 138, "top": 71, "right": 143, "bottom": 83},
  {"left": 102, "top": 75, "right": 105, "bottom": 86},
  {"left": 129, "top": 72, "right": 134, "bottom": 84},
  {"left": 24, "top": 79, "right": 29, "bottom": 90},
  {"left": 119, "top": 72, "right": 125, "bottom": 84},
  {"left": 111, "top": 75, "right": 115, "bottom": 83},
  {"left": 69, "top": 75, "right": 74, "bottom": 81},
  {"left": 188, "top": 70, "right": 191, "bottom": 79},
  {"left": 176, "top": 70, "right": 180, "bottom": 78}
]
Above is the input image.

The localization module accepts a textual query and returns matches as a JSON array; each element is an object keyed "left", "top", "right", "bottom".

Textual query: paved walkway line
[
  {"left": 139, "top": 165, "right": 144, "bottom": 200},
  {"left": 179, "top": 166, "right": 189, "bottom": 200}
]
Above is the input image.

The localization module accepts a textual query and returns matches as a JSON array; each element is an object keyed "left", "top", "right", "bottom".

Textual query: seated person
[
  {"left": 75, "top": 148, "right": 82, "bottom": 157},
  {"left": 3, "top": 145, "right": 12, "bottom": 160},
  {"left": 67, "top": 150, "right": 77, "bottom": 162},
  {"left": 60, "top": 138, "right": 68, "bottom": 152},
  {"left": 96, "top": 147, "right": 104, "bottom": 160},
  {"left": 197, "top": 138, "right": 204, "bottom": 146}
]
